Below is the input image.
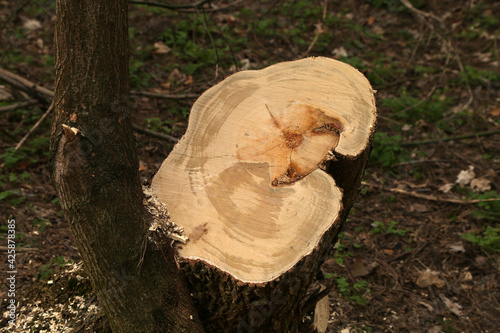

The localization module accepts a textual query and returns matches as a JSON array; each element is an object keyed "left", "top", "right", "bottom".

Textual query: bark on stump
[{"left": 151, "top": 57, "right": 377, "bottom": 332}]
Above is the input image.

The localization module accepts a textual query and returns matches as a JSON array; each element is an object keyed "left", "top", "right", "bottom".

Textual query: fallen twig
[
  {"left": 0, "top": 69, "right": 188, "bottom": 145},
  {"left": 400, "top": 0, "right": 445, "bottom": 27},
  {"left": 400, "top": 0, "right": 474, "bottom": 112},
  {"left": 361, "top": 181, "right": 500, "bottom": 204},
  {"left": 132, "top": 124, "right": 179, "bottom": 143},
  {"left": 131, "top": 90, "right": 199, "bottom": 99},
  {"left": 0, "top": 246, "right": 39, "bottom": 253},
  {"left": 300, "top": 0, "right": 328, "bottom": 58},
  {"left": 401, "top": 130, "right": 500, "bottom": 146},
  {"left": 394, "top": 86, "right": 437, "bottom": 116},
  {"left": 178, "top": 0, "right": 245, "bottom": 13},
  {"left": 0, "top": 68, "right": 53, "bottom": 102},
  {"left": 128, "top": 0, "right": 211, "bottom": 10},
  {"left": 14, "top": 102, "right": 54, "bottom": 151},
  {"left": 0, "top": 99, "right": 38, "bottom": 113}
]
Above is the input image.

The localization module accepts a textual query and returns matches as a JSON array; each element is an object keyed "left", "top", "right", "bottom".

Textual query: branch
[
  {"left": 399, "top": 0, "right": 474, "bottom": 112},
  {"left": 299, "top": 0, "right": 328, "bottom": 58},
  {"left": 0, "top": 69, "right": 187, "bottom": 145},
  {"left": 177, "top": 0, "right": 244, "bottom": 13},
  {"left": 129, "top": 0, "right": 245, "bottom": 13},
  {"left": 0, "top": 246, "right": 39, "bottom": 253},
  {"left": 362, "top": 181, "right": 500, "bottom": 204},
  {"left": 0, "top": 99, "right": 38, "bottom": 113},
  {"left": 0, "top": 67, "right": 54, "bottom": 102},
  {"left": 128, "top": 0, "right": 211, "bottom": 10},
  {"left": 401, "top": 130, "right": 500, "bottom": 146},
  {"left": 14, "top": 102, "right": 54, "bottom": 151},
  {"left": 132, "top": 124, "right": 179, "bottom": 143},
  {"left": 131, "top": 90, "right": 198, "bottom": 99}
]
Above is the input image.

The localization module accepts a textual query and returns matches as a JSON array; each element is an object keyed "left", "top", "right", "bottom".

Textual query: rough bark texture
[{"left": 49, "top": 1, "right": 204, "bottom": 332}]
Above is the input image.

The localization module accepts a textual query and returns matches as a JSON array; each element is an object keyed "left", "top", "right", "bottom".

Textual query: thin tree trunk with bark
[{"left": 49, "top": 1, "right": 204, "bottom": 332}]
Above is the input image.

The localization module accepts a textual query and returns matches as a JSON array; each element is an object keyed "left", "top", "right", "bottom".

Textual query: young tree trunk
[
  {"left": 151, "top": 57, "right": 377, "bottom": 331},
  {"left": 49, "top": 1, "right": 204, "bottom": 332}
]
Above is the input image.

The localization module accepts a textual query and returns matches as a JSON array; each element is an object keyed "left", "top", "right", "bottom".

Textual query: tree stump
[{"left": 151, "top": 57, "right": 377, "bottom": 332}]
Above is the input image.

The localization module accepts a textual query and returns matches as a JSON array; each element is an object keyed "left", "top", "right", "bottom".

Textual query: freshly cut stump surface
[{"left": 151, "top": 57, "right": 376, "bottom": 283}]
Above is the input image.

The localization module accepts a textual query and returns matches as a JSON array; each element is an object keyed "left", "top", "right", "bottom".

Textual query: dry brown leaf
[
  {"left": 36, "top": 38, "right": 44, "bottom": 49},
  {"left": 410, "top": 203, "right": 430, "bottom": 213},
  {"left": 153, "top": 41, "right": 171, "bottom": 55},
  {"left": 331, "top": 46, "right": 348, "bottom": 58},
  {"left": 139, "top": 160, "right": 148, "bottom": 172},
  {"left": 438, "top": 183, "right": 454, "bottom": 193},
  {"left": 23, "top": 18, "right": 42, "bottom": 31},
  {"left": 168, "top": 68, "right": 185, "bottom": 82},
  {"left": 455, "top": 166, "right": 475, "bottom": 186},
  {"left": 428, "top": 325, "right": 442, "bottom": 333},
  {"left": 183, "top": 75, "right": 194, "bottom": 85},
  {"left": 470, "top": 177, "right": 491, "bottom": 193},
  {"left": 321, "top": 258, "right": 337, "bottom": 274},
  {"left": 474, "top": 256, "right": 489, "bottom": 268},
  {"left": 448, "top": 243, "right": 465, "bottom": 253},
  {"left": 351, "top": 257, "right": 370, "bottom": 277},
  {"left": 439, "top": 295, "right": 462, "bottom": 317},
  {"left": 416, "top": 270, "right": 445, "bottom": 288},
  {"left": 489, "top": 106, "right": 500, "bottom": 117},
  {"left": 0, "top": 86, "right": 12, "bottom": 101},
  {"left": 459, "top": 271, "right": 472, "bottom": 282},
  {"left": 419, "top": 301, "right": 434, "bottom": 312},
  {"left": 314, "top": 23, "right": 326, "bottom": 34},
  {"left": 313, "top": 289, "right": 330, "bottom": 333}
]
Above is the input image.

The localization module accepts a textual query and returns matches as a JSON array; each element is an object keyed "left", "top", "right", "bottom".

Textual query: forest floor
[{"left": 0, "top": 0, "right": 499, "bottom": 332}]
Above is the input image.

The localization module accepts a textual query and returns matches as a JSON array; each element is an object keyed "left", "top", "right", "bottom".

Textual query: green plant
[
  {"left": 1, "top": 148, "right": 33, "bottom": 169},
  {"left": 282, "top": 0, "right": 323, "bottom": 19},
  {"left": 129, "top": 57, "right": 155, "bottom": 88},
  {"left": 33, "top": 219, "right": 50, "bottom": 232},
  {"left": 468, "top": 191, "right": 500, "bottom": 221},
  {"left": 338, "top": 56, "right": 367, "bottom": 71},
  {"left": 329, "top": 274, "right": 369, "bottom": 306},
  {"left": 462, "top": 226, "right": 499, "bottom": 254},
  {"left": 0, "top": 189, "right": 26, "bottom": 206},
  {"left": 0, "top": 135, "right": 50, "bottom": 169},
  {"left": 457, "top": 66, "right": 500, "bottom": 87},
  {"left": 332, "top": 232, "right": 352, "bottom": 265},
  {"left": 23, "top": 0, "right": 56, "bottom": 16},
  {"left": 370, "top": 220, "right": 412, "bottom": 236},
  {"left": 0, "top": 224, "right": 26, "bottom": 243},
  {"left": 369, "top": 132, "right": 405, "bottom": 167},
  {"left": 332, "top": 231, "right": 361, "bottom": 265},
  {"left": 145, "top": 117, "right": 176, "bottom": 133},
  {"left": 366, "top": 56, "right": 403, "bottom": 86},
  {"left": 38, "top": 256, "right": 74, "bottom": 280},
  {"left": 159, "top": 14, "right": 223, "bottom": 75},
  {"left": 366, "top": 0, "right": 423, "bottom": 12},
  {"left": 438, "top": 316, "right": 456, "bottom": 333},
  {"left": 413, "top": 65, "right": 437, "bottom": 74},
  {"left": 381, "top": 89, "right": 457, "bottom": 125}
]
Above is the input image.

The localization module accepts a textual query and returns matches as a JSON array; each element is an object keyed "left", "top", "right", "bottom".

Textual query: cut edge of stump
[{"left": 149, "top": 56, "right": 377, "bottom": 283}]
